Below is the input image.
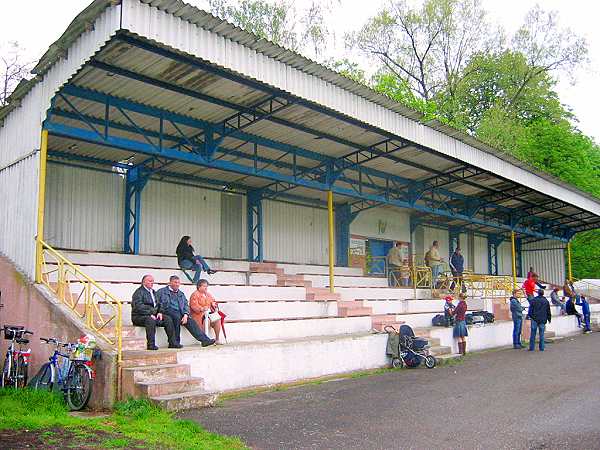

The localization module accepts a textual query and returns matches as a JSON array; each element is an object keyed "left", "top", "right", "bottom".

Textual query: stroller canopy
[{"left": 399, "top": 325, "right": 415, "bottom": 338}]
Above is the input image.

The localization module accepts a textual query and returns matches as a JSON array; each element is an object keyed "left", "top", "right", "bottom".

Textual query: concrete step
[
  {"left": 122, "top": 364, "right": 190, "bottom": 384},
  {"left": 136, "top": 376, "right": 204, "bottom": 397},
  {"left": 436, "top": 353, "right": 462, "bottom": 363},
  {"left": 430, "top": 345, "right": 452, "bottom": 356},
  {"left": 150, "top": 390, "right": 219, "bottom": 412},
  {"left": 338, "top": 307, "right": 372, "bottom": 317},
  {"left": 121, "top": 351, "right": 178, "bottom": 368},
  {"left": 122, "top": 337, "right": 149, "bottom": 351},
  {"left": 305, "top": 275, "right": 389, "bottom": 288}
]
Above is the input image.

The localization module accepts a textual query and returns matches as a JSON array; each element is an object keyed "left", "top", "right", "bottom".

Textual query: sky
[{"left": 1, "top": 0, "right": 599, "bottom": 141}]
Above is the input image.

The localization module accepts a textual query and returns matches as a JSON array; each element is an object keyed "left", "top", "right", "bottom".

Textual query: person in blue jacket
[
  {"left": 576, "top": 295, "right": 592, "bottom": 333},
  {"left": 509, "top": 289, "right": 525, "bottom": 349}
]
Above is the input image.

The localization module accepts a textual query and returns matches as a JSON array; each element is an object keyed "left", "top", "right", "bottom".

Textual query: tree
[
  {"left": 347, "top": 0, "right": 497, "bottom": 101},
  {"left": 1, "top": 41, "right": 33, "bottom": 107},
  {"left": 207, "top": 0, "right": 336, "bottom": 60}
]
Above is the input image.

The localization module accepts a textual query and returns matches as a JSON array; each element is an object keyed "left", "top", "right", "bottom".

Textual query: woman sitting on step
[
  {"left": 190, "top": 279, "right": 224, "bottom": 344},
  {"left": 176, "top": 235, "right": 217, "bottom": 284}
]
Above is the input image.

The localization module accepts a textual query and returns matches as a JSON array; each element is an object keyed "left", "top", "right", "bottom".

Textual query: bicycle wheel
[
  {"left": 65, "top": 362, "right": 93, "bottom": 411},
  {"left": 16, "top": 355, "right": 28, "bottom": 388},
  {"left": 1, "top": 355, "right": 11, "bottom": 387},
  {"left": 32, "top": 362, "right": 54, "bottom": 391}
]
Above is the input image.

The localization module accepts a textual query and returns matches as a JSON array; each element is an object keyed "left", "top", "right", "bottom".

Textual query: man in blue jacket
[
  {"left": 156, "top": 275, "right": 215, "bottom": 347},
  {"left": 449, "top": 247, "right": 466, "bottom": 293},
  {"left": 509, "top": 289, "right": 525, "bottom": 349},
  {"left": 576, "top": 295, "right": 592, "bottom": 333},
  {"left": 528, "top": 289, "right": 552, "bottom": 351}
]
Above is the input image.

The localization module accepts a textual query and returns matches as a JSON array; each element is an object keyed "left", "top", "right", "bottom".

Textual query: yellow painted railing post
[
  {"left": 567, "top": 241, "right": 573, "bottom": 281},
  {"left": 511, "top": 231, "right": 517, "bottom": 289},
  {"left": 35, "top": 129, "right": 49, "bottom": 283},
  {"left": 327, "top": 191, "right": 335, "bottom": 293}
]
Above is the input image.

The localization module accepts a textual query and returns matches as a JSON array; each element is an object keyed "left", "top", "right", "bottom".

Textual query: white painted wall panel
[
  {"left": 123, "top": 0, "right": 600, "bottom": 216},
  {"left": 264, "top": 201, "right": 328, "bottom": 264},
  {"left": 473, "top": 235, "right": 488, "bottom": 274},
  {"left": 522, "top": 240, "right": 565, "bottom": 285},
  {"left": 140, "top": 180, "right": 221, "bottom": 257},
  {"left": 0, "top": 155, "right": 39, "bottom": 276},
  {"left": 498, "top": 242, "right": 512, "bottom": 276},
  {"left": 459, "top": 232, "right": 471, "bottom": 271},
  {"left": 45, "top": 164, "right": 124, "bottom": 252},
  {"left": 350, "top": 207, "right": 410, "bottom": 242}
]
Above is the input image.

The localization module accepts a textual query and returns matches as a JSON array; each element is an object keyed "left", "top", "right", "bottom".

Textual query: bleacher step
[
  {"left": 150, "top": 390, "right": 219, "bottom": 412},
  {"left": 136, "top": 376, "right": 205, "bottom": 397},
  {"left": 122, "top": 364, "right": 190, "bottom": 383}
]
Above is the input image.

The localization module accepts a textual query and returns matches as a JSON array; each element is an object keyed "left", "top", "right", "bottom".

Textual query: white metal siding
[
  {"left": 220, "top": 193, "right": 246, "bottom": 259},
  {"left": 473, "top": 235, "right": 488, "bottom": 274},
  {"left": 498, "top": 242, "right": 512, "bottom": 276},
  {"left": 423, "top": 226, "right": 449, "bottom": 264},
  {"left": 45, "top": 164, "right": 124, "bottom": 251},
  {"left": 139, "top": 180, "right": 221, "bottom": 257},
  {"left": 122, "top": 0, "right": 600, "bottom": 216},
  {"left": 459, "top": 232, "right": 472, "bottom": 272},
  {"left": 350, "top": 207, "right": 411, "bottom": 242},
  {"left": 264, "top": 201, "right": 328, "bottom": 264},
  {"left": 522, "top": 240, "right": 566, "bottom": 285},
  {"left": 0, "top": 4, "right": 121, "bottom": 276},
  {"left": 0, "top": 154, "right": 39, "bottom": 276}
]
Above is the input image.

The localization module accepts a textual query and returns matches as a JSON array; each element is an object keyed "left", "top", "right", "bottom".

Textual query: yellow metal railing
[
  {"left": 37, "top": 240, "right": 123, "bottom": 366},
  {"left": 464, "top": 274, "right": 514, "bottom": 299},
  {"left": 413, "top": 265, "right": 433, "bottom": 297}
]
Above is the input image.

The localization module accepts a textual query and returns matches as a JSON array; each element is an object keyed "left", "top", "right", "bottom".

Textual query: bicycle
[
  {"left": 1, "top": 325, "right": 33, "bottom": 388},
  {"left": 33, "top": 336, "right": 95, "bottom": 411}
]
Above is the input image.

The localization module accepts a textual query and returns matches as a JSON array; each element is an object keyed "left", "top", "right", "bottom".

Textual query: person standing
[
  {"left": 176, "top": 235, "right": 217, "bottom": 284},
  {"left": 509, "top": 289, "right": 525, "bottom": 349},
  {"left": 576, "top": 295, "right": 592, "bottom": 333},
  {"left": 452, "top": 293, "right": 468, "bottom": 355},
  {"left": 522, "top": 273, "right": 539, "bottom": 301},
  {"left": 444, "top": 295, "right": 455, "bottom": 327},
  {"left": 449, "top": 247, "right": 466, "bottom": 293},
  {"left": 156, "top": 275, "right": 216, "bottom": 347},
  {"left": 527, "top": 289, "right": 552, "bottom": 352},
  {"left": 387, "top": 242, "right": 403, "bottom": 287},
  {"left": 131, "top": 275, "right": 179, "bottom": 350},
  {"left": 426, "top": 241, "right": 445, "bottom": 286}
]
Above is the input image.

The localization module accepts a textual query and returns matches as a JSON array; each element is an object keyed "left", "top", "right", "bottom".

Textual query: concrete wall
[
  {"left": 0, "top": 255, "right": 117, "bottom": 409},
  {"left": 350, "top": 207, "right": 411, "bottom": 242}
]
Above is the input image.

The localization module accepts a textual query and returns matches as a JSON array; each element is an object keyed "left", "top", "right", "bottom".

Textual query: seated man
[
  {"left": 190, "top": 279, "right": 223, "bottom": 344},
  {"left": 565, "top": 296, "right": 583, "bottom": 327},
  {"left": 131, "top": 275, "right": 178, "bottom": 350},
  {"left": 549, "top": 287, "right": 566, "bottom": 315},
  {"left": 156, "top": 275, "right": 216, "bottom": 348}
]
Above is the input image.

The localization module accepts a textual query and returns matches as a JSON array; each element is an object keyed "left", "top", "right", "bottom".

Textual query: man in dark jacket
[
  {"left": 156, "top": 275, "right": 215, "bottom": 348},
  {"left": 131, "top": 275, "right": 178, "bottom": 350},
  {"left": 528, "top": 289, "right": 552, "bottom": 352},
  {"left": 449, "top": 247, "right": 466, "bottom": 293},
  {"left": 509, "top": 289, "right": 525, "bottom": 349}
]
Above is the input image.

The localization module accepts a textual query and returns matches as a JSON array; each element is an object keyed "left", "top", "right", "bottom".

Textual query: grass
[{"left": 0, "top": 389, "right": 247, "bottom": 450}]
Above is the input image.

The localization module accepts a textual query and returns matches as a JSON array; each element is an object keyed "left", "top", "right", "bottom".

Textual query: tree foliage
[{"left": 1, "top": 41, "right": 33, "bottom": 107}]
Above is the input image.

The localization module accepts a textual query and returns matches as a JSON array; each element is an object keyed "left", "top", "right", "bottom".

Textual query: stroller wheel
[
  {"left": 424, "top": 355, "right": 436, "bottom": 369},
  {"left": 391, "top": 358, "right": 403, "bottom": 369}
]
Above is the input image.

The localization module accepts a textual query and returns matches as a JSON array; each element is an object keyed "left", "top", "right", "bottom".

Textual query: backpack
[
  {"left": 472, "top": 310, "right": 495, "bottom": 323},
  {"left": 432, "top": 314, "right": 446, "bottom": 327}
]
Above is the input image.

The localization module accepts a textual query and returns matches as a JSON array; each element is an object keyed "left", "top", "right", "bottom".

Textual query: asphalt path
[{"left": 181, "top": 334, "right": 600, "bottom": 450}]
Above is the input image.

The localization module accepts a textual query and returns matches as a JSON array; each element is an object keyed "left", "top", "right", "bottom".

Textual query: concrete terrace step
[
  {"left": 136, "top": 376, "right": 205, "bottom": 398},
  {"left": 304, "top": 275, "right": 389, "bottom": 288},
  {"left": 277, "top": 263, "right": 364, "bottom": 277},
  {"left": 150, "top": 390, "right": 219, "bottom": 412},
  {"left": 46, "top": 264, "right": 277, "bottom": 286},
  {"left": 122, "top": 364, "right": 190, "bottom": 384},
  {"left": 121, "top": 351, "right": 179, "bottom": 368},
  {"left": 338, "top": 287, "right": 431, "bottom": 301},
  {"left": 140, "top": 315, "right": 374, "bottom": 346}
]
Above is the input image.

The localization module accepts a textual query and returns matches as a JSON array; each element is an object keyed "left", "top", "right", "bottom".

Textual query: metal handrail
[
  {"left": 412, "top": 265, "right": 432, "bottom": 297},
  {"left": 37, "top": 240, "right": 123, "bottom": 368}
]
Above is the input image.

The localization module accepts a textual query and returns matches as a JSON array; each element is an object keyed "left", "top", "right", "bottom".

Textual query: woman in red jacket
[{"left": 452, "top": 293, "right": 468, "bottom": 355}]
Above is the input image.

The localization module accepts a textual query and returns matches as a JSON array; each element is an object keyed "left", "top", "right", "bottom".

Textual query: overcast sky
[{"left": 2, "top": 0, "right": 598, "bottom": 142}]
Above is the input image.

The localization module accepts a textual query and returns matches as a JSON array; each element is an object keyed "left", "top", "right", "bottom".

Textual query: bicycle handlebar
[
  {"left": 40, "top": 337, "right": 71, "bottom": 347},
  {"left": 1, "top": 326, "right": 34, "bottom": 335}
]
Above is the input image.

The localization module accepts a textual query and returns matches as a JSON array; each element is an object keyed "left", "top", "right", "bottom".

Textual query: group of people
[
  {"left": 131, "top": 236, "right": 224, "bottom": 350},
  {"left": 443, "top": 293, "right": 469, "bottom": 355},
  {"left": 510, "top": 269, "right": 592, "bottom": 352}
]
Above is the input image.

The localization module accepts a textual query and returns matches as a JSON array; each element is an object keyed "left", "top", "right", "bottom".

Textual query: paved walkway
[{"left": 181, "top": 334, "right": 600, "bottom": 450}]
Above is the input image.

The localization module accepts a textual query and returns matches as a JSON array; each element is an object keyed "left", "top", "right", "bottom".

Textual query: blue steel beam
[{"left": 44, "top": 119, "right": 571, "bottom": 241}]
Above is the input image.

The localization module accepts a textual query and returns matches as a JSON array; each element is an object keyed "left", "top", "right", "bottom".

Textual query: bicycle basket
[
  {"left": 70, "top": 335, "right": 97, "bottom": 361},
  {"left": 3, "top": 325, "right": 24, "bottom": 340}
]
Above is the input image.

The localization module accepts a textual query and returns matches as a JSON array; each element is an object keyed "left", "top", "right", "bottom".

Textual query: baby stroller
[{"left": 385, "top": 324, "right": 436, "bottom": 369}]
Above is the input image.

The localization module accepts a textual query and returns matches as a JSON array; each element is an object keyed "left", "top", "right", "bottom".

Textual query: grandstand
[{"left": 2, "top": 0, "right": 600, "bottom": 410}]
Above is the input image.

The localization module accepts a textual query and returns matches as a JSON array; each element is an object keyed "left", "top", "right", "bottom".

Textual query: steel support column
[
  {"left": 511, "top": 231, "right": 517, "bottom": 288},
  {"left": 488, "top": 235, "right": 503, "bottom": 276},
  {"left": 35, "top": 129, "right": 49, "bottom": 283},
  {"left": 327, "top": 191, "right": 335, "bottom": 293},
  {"left": 247, "top": 190, "right": 264, "bottom": 262},
  {"left": 123, "top": 167, "right": 148, "bottom": 254},
  {"left": 335, "top": 203, "right": 351, "bottom": 267},
  {"left": 567, "top": 241, "right": 573, "bottom": 281},
  {"left": 516, "top": 237, "right": 523, "bottom": 278}
]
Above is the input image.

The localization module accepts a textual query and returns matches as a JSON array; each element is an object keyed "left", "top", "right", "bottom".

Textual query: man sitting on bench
[{"left": 131, "top": 274, "right": 179, "bottom": 350}]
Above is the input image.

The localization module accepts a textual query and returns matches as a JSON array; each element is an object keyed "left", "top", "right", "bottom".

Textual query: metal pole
[
  {"left": 567, "top": 241, "right": 573, "bottom": 281},
  {"left": 511, "top": 231, "right": 517, "bottom": 289},
  {"left": 35, "top": 129, "right": 49, "bottom": 283},
  {"left": 327, "top": 191, "right": 335, "bottom": 293}
]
